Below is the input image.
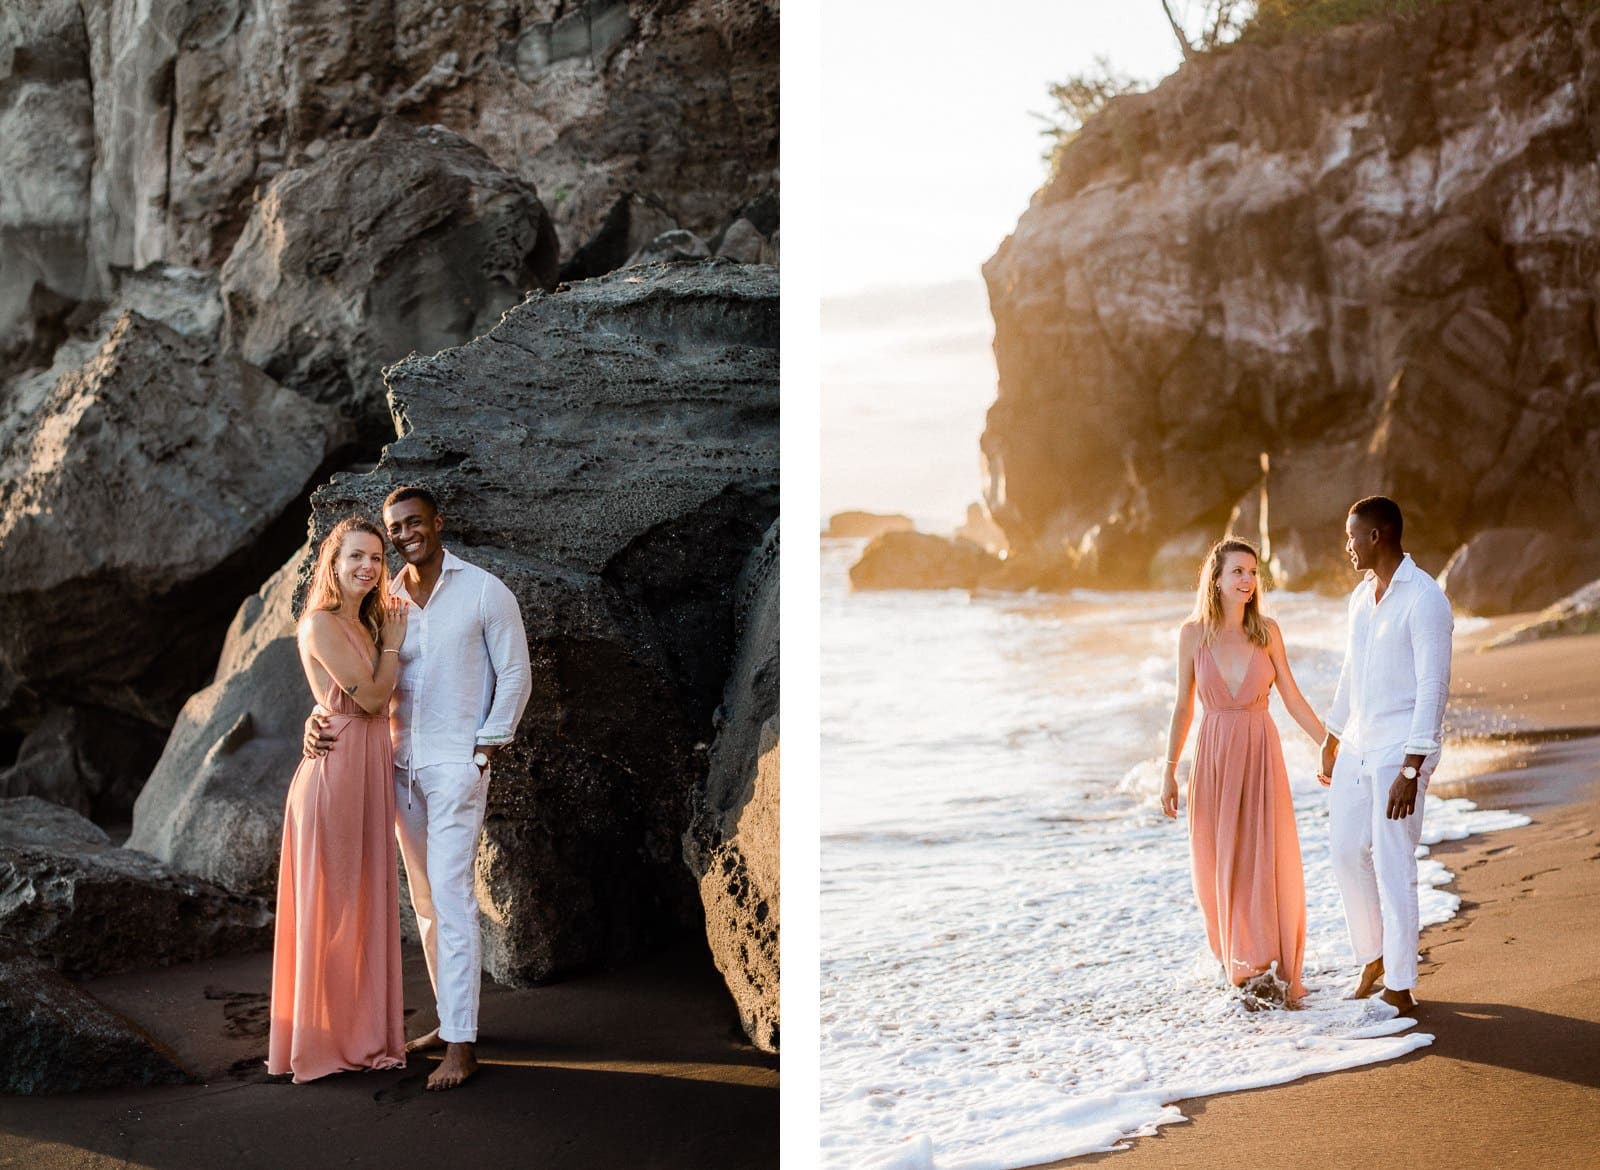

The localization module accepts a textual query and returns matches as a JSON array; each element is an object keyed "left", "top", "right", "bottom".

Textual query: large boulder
[
  {"left": 1438, "top": 528, "right": 1600, "bottom": 616},
  {"left": 220, "top": 119, "right": 560, "bottom": 440},
  {"left": 982, "top": 0, "right": 1600, "bottom": 589},
  {"left": 825, "top": 511, "right": 915, "bottom": 540},
  {"left": 0, "top": 946, "right": 189, "bottom": 1094},
  {"left": 1485, "top": 578, "right": 1600, "bottom": 648},
  {"left": 140, "top": 260, "right": 778, "bottom": 984},
  {"left": 0, "top": 311, "right": 350, "bottom": 779},
  {"left": 684, "top": 522, "right": 779, "bottom": 1052},
  {"left": 127, "top": 548, "right": 313, "bottom": 896},
  {"left": 849, "top": 531, "right": 1001, "bottom": 592},
  {"left": 0, "top": 797, "right": 272, "bottom": 977}
]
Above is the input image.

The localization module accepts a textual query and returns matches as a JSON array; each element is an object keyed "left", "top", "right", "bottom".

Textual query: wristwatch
[
  {"left": 1401, "top": 765, "right": 1418, "bottom": 780},
  {"left": 473, "top": 751, "right": 490, "bottom": 768}
]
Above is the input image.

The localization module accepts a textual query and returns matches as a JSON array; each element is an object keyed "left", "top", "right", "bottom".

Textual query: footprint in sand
[
  {"left": 204, "top": 986, "right": 271, "bottom": 1038},
  {"left": 374, "top": 1072, "right": 431, "bottom": 1104}
]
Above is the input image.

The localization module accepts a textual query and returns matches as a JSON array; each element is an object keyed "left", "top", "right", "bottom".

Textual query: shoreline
[{"left": 1040, "top": 619, "right": 1600, "bottom": 1169}]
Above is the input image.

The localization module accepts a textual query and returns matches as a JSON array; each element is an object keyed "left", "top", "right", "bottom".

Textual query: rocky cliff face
[
  {"left": 131, "top": 261, "right": 778, "bottom": 988},
  {"left": 0, "top": 0, "right": 777, "bottom": 1057},
  {"left": 1, "top": 0, "right": 776, "bottom": 365},
  {"left": 984, "top": 0, "right": 1600, "bottom": 595}
]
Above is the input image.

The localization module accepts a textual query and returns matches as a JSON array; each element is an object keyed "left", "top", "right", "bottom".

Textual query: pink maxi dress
[
  {"left": 267, "top": 624, "right": 406, "bottom": 1081},
  {"left": 1186, "top": 642, "right": 1308, "bottom": 1002}
]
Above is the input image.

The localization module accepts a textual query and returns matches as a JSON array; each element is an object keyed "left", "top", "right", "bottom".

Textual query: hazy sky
[{"left": 821, "top": 2, "right": 1185, "bottom": 297}]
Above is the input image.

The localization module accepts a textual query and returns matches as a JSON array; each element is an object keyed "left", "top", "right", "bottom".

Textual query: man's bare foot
[
  {"left": 1346, "top": 957, "right": 1384, "bottom": 999},
  {"left": 1377, "top": 986, "right": 1418, "bottom": 1015},
  {"left": 426, "top": 1041, "right": 478, "bottom": 1091},
  {"left": 405, "top": 1027, "right": 446, "bottom": 1053}
]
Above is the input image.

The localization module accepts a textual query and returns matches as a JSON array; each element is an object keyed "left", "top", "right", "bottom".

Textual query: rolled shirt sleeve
[
  {"left": 1404, "top": 585, "right": 1454, "bottom": 756},
  {"left": 476, "top": 576, "right": 532, "bottom": 746}
]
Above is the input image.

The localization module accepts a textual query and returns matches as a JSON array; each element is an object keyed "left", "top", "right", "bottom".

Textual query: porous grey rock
[
  {"left": 127, "top": 548, "right": 312, "bottom": 896},
  {"left": 627, "top": 228, "right": 712, "bottom": 268},
  {"left": 1441, "top": 529, "right": 1600, "bottom": 617},
  {"left": 562, "top": 190, "right": 682, "bottom": 282},
  {"left": 220, "top": 119, "right": 560, "bottom": 440},
  {"left": 0, "top": 946, "right": 189, "bottom": 1094},
  {"left": 685, "top": 522, "right": 778, "bottom": 1052},
  {"left": 983, "top": 0, "right": 1600, "bottom": 589},
  {"left": 825, "top": 511, "right": 915, "bottom": 540},
  {"left": 0, "top": 311, "right": 350, "bottom": 748},
  {"left": 849, "top": 531, "right": 1001, "bottom": 592},
  {"left": 152, "top": 260, "right": 778, "bottom": 983},
  {"left": 0, "top": 797, "right": 272, "bottom": 977},
  {"left": 714, "top": 217, "right": 768, "bottom": 265}
]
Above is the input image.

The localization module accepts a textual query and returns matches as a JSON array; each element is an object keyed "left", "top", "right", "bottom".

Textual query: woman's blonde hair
[
  {"left": 304, "top": 516, "right": 389, "bottom": 645},
  {"left": 1193, "top": 537, "right": 1270, "bottom": 647}
]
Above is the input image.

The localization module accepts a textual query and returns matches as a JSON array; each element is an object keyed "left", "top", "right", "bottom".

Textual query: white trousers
[
  {"left": 1328, "top": 743, "right": 1438, "bottom": 992},
  {"left": 394, "top": 762, "right": 489, "bottom": 1043}
]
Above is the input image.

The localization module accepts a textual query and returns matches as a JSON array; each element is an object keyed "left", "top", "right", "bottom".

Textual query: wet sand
[
  {"left": 1045, "top": 620, "right": 1600, "bottom": 1169},
  {"left": 0, "top": 939, "right": 777, "bottom": 1169}
]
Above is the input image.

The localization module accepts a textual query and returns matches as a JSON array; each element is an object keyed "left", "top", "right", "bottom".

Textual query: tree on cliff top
[
  {"left": 1160, "top": 0, "right": 1250, "bottom": 60},
  {"left": 1034, "top": 55, "right": 1147, "bottom": 165}
]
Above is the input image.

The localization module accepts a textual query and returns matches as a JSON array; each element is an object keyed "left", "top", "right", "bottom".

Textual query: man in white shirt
[
  {"left": 306, "top": 486, "right": 532, "bottom": 1089},
  {"left": 1317, "top": 496, "right": 1453, "bottom": 1015}
]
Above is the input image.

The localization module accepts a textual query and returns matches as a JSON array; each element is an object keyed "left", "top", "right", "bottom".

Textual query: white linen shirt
[
  {"left": 1325, "top": 553, "right": 1453, "bottom": 755},
  {"left": 388, "top": 548, "right": 532, "bottom": 771}
]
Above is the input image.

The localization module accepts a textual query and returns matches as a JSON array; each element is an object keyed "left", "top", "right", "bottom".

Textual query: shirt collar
[
  {"left": 1361, "top": 552, "right": 1415, "bottom": 593},
  {"left": 389, "top": 547, "right": 462, "bottom": 593}
]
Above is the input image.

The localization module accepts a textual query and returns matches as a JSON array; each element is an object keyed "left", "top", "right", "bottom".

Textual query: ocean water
[{"left": 820, "top": 539, "right": 1528, "bottom": 1170}]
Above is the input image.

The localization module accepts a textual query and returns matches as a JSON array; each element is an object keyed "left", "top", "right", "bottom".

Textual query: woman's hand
[
  {"left": 1159, "top": 771, "right": 1180, "bottom": 819},
  {"left": 381, "top": 594, "right": 409, "bottom": 650}
]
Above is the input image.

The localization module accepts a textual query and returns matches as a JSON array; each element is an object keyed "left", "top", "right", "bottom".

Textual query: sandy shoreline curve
[{"left": 1036, "top": 618, "right": 1600, "bottom": 1169}]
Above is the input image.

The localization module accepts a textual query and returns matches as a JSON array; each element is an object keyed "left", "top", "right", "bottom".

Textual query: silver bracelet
[{"left": 382, "top": 649, "right": 399, "bottom": 655}]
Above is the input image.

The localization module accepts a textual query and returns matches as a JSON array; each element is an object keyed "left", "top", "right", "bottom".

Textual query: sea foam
[{"left": 822, "top": 542, "right": 1528, "bottom": 1169}]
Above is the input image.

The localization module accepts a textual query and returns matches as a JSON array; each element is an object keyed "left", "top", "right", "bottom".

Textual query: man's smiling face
[{"left": 384, "top": 496, "right": 444, "bottom": 567}]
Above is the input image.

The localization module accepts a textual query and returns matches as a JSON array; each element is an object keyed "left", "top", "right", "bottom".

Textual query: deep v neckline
[{"left": 1205, "top": 642, "right": 1258, "bottom": 702}]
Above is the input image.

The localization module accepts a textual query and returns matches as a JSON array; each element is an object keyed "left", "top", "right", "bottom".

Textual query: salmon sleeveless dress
[
  {"left": 267, "top": 624, "right": 406, "bottom": 1081},
  {"left": 1186, "top": 642, "right": 1308, "bottom": 1002}
]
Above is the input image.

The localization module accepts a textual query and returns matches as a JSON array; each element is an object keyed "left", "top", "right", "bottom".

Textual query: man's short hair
[
  {"left": 1349, "top": 495, "right": 1403, "bottom": 541},
  {"left": 383, "top": 485, "right": 440, "bottom": 515}
]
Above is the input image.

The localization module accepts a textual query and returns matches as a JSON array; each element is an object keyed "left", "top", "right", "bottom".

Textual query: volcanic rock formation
[
  {"left": 983, "top": 0, "right": 1600, "bottom": 593},
  {"left": 0, "top": 796, "right": 272, "bottom": 978},
  {"left": 220, "top": 119, "right": 561, "bottom": 441},
  {"left": 132, "top": 261, "right": 779, "bottom": 986},
  {"left": 0, "top": 0, "right": 778, "bottom": 362},
  {"left": 684, "top": 521, "right": 779, "bottom": 1051},
  {"left": 0, "top": 312, "right": 350, "bottom": 809}
]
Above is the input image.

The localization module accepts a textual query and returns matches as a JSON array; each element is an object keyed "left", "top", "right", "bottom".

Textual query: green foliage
[{"left": 1034, "top": 55, "right": 1147, "bottom": 169}]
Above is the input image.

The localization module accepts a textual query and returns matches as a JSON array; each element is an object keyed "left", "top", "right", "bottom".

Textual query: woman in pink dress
[
  {"left": 1159, "top": 538, "right": 1325, "bottom": 1007},
  {"left": 267, "top": 517, "right": 409, "bottom": 1081}
]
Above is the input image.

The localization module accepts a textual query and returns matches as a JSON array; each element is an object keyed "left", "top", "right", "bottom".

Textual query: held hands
[{"left": 1317, "top": 735, "right": 1339, "bottom": 788}]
